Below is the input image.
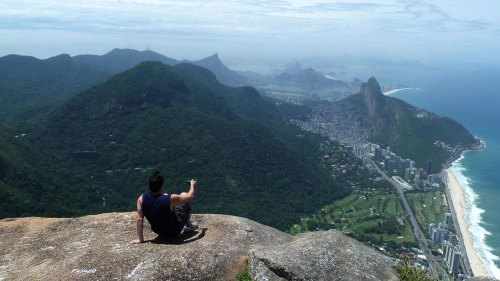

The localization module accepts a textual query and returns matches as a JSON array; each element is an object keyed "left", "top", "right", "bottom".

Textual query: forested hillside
[
  {"left": 0, "top": 62, "right": 351, "bottom": 230},
  {"left": 0, "top": 54, "right": 109, "bottom": 125}
]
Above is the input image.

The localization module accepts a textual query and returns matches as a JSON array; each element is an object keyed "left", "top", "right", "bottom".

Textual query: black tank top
[{"left": 142, "top": 192, "right": 182, "bottom": 237}]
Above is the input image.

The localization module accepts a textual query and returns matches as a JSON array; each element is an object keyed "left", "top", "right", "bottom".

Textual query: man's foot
[{"left": 183, "top": 221, "right": 198, "bottom": 232}]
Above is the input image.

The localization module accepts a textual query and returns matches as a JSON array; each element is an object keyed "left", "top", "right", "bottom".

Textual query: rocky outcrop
[
  {"left": 249, "top": 230, "right": 398, "bottom": 281},
  {"left": 0, "top": 213, "right": 398, "bottom": 281},
  {"left": 361, "top": 77, "right": 389, "bottom": 134}
]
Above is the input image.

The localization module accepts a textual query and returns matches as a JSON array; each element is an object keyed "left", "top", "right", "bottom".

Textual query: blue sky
[{"left": 1, "top": 0, "right": 499, "bottom": 66}]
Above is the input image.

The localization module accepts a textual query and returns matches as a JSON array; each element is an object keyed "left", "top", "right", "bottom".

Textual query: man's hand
[
  {"left": 190, "top": 179, "right": 197, "bottom": 187},
  {"left": 130, "top": 239, "right": 143, "bottom": 244}
]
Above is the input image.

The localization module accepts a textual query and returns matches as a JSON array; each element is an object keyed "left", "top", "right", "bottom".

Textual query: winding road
[{"left": 370, "top": 159, "right": 444, "bottom": 279}]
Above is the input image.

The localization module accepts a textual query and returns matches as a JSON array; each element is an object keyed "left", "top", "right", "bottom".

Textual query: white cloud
[{"left": 0, "top": 0, "right": 498, "bottom": 63}]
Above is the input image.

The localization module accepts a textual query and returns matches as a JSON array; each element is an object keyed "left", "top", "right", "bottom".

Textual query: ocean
[{"left": 389, "top": 65, "right": 500, "bottom": 278}]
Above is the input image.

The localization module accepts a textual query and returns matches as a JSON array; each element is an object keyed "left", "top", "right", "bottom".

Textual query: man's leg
[{"left": 173, "top": 192, "right": 194, "bottom": 230}]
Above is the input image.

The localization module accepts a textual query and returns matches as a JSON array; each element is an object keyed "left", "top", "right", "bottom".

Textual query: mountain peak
[
  {"left": 106, "top": 48, "right": 135, "bottom": 55},
  {"left": 73, "top": 48, "right": 178, "bottom": 74},
  {"left": 200, "top": 53, "right": 222, "bottom": 64},
  {"left": 366, "top": 77, "right": 381, "bottom": 95},
  {"left": 105, "top": 48, "right": 126, "bottom": 56},
  {"left": 358, "top": 77, "right": 385, "bottom": 124},
  {"left": 190, "top": 53, "right": 247, "bottom": 86},
  {"left": 45, "top": 54, "right": 72, "bottom": 64}
]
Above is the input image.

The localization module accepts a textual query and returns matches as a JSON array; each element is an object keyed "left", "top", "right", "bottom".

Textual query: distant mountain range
[
  {"left": 0, "top": 48, "right": 383, "bottom": 127},
  {"left": 0, "top": 61, "right": 352, "bottom": 230},
  {"left": 73, "top": 48, "right": 178, "bottom": 74},
  {"left": 0, "top": 49, "right": 252, "bottom": 125},
  {"left": 241, "top": 62, "right": 363, "bottom": 102},
  {"left": 74, "top": 49, "right": 247, "bottom": 86}
]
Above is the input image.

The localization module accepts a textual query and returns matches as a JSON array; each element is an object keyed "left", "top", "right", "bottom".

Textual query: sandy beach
[
  {"left": 383, "top": 88, "right": 411, "bottom": 96},
  {"left": 446, "top": 170, "right": 489, "bottom": 276}
]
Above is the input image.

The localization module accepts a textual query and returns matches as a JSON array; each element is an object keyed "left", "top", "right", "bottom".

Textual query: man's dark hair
[{"left": 149, "top": 171, "right": 164, "bottom": 192}]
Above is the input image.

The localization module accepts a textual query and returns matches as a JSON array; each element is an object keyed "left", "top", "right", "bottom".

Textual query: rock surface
[
  {"left": 250, "top": 230, "right": 398, "bottom": 281},
  {"left": 0, "top": 213, "right": 398, "bottom": 281}
]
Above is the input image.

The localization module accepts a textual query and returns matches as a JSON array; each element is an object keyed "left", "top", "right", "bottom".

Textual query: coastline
[
  {"left": 382, "top": 88, "right": 411, "bottom": 96},
  {"left": 446, "top": 168, "right": 489, "bottom": 276}
]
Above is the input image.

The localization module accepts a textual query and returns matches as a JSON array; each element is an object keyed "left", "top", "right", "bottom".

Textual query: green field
[
  {"left": 406, "top": 191, "right": 449, "bottom": 235},
  {"left": 289, "top": 193, "right": 417, "bottom": 249}
]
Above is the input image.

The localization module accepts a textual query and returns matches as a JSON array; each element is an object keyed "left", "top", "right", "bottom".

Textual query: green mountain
[
  {"left": 0, "top": 62, "right": 349, "bottom": 230},
  {"left": 290, "top": 77, "right": 479, "bottom": 172},
  {"left": 0, "top": 54, "right": 109, "bottom": 125},
  {"left": 349, "top": 77, "right": 480, "bottom": 171},
  {"left": 73, "top": 48, "right": 178, "bottom": 74}
]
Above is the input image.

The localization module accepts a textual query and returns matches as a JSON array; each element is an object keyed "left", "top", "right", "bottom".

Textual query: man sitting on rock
[{"left": 131, "top": 171, "right": 198, "bottom": 244}]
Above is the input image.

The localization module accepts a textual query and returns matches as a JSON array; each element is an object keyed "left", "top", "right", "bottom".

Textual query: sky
[{"left": 1, "top": 0, "right": 499, "bottom": 67}]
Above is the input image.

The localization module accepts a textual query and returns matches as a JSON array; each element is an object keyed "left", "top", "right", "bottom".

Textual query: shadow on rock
[{"left": 148, "top": 228, "right": 207, "bottom": 245}]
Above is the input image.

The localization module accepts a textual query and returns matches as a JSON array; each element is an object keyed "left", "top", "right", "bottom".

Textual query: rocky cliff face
[
  {"left": 361, "top": 77, "right": 389, "bottom": 134},
  {"left": 0, "top": 213, "right": 398, "bottom": 281}
]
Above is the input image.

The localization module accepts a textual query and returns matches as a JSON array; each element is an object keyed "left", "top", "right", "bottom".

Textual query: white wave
[{"left": 451, "top": 158, "right": 500, "bottom": 278}]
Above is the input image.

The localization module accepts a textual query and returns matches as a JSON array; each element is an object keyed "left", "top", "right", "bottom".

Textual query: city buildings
[
  {"left": 429, "top": 222, "right": 449, "bottom": 244},
  {"left": 353, "top": 143, "right": 441, "bottom": 190}
]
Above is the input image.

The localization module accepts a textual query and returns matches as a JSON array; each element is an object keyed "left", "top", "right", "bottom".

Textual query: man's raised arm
[
  {"left": 170, "top": 179, "right": 196, "bottom": 207},
  {"left": 130, "top": 195, "right": 144, "bottom": 244}
]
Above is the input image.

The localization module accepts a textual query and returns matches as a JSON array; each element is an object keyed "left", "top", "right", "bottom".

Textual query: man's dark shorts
[{"left": 173, "top": 203, "right": 191, "bottom": 228}]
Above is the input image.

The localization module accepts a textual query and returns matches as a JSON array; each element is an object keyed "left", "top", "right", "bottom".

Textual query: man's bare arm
[
  {"left": 170, "top": 179, "right": 196, "bottom": 208},
  {"left": 131, "top": 195, "right": 144, "bottom": 244}
]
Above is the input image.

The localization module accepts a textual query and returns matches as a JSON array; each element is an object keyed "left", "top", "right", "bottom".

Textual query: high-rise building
[
  {"left": 405, "top": 168, "right": 410, "bottom": 180},
  {"left": 410, "top": 160, "right": 415, "bottom": 169},
  {"left": 430, "top": 223, "right": 448, "bottom": 244},
  {"left": 442, "top": 240, "right": 451, "bottom": 258},
  {"left": 429, "top": 223, "right": 436, "bottom": 238},
  {"left": 446, "top": 246, "right": 456, "bottom": 266},
  {"left": 404, "top": 159, "right": 411, "bottom": 170},
  {"left": 445, "top": 213, "right": 452, "bottom": 226},
  {"left": 428, "top": 174, "right": 442, "bottom": 185},
  {"left": 432, "top": 228, "right": 438, "bottom": 242},
  {"left": 427, "top": 160, "right": 434, "bottom": 175},
  {"left": 375, "top": 148, "right": 382, "bottom": 161},
  {"left": 450, "top": 251, "right": 462, "bottom": 274},
  {"left": 441, "top": 229, "right": 449, "bottom": 242}
]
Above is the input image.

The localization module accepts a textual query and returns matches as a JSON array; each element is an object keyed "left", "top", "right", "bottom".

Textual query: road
[
  {"left": 442, "top": 172, "right": 473, "bottom": 276},
  {"left": 370, "top": 159, "right": 444, "bottom": 280}
]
